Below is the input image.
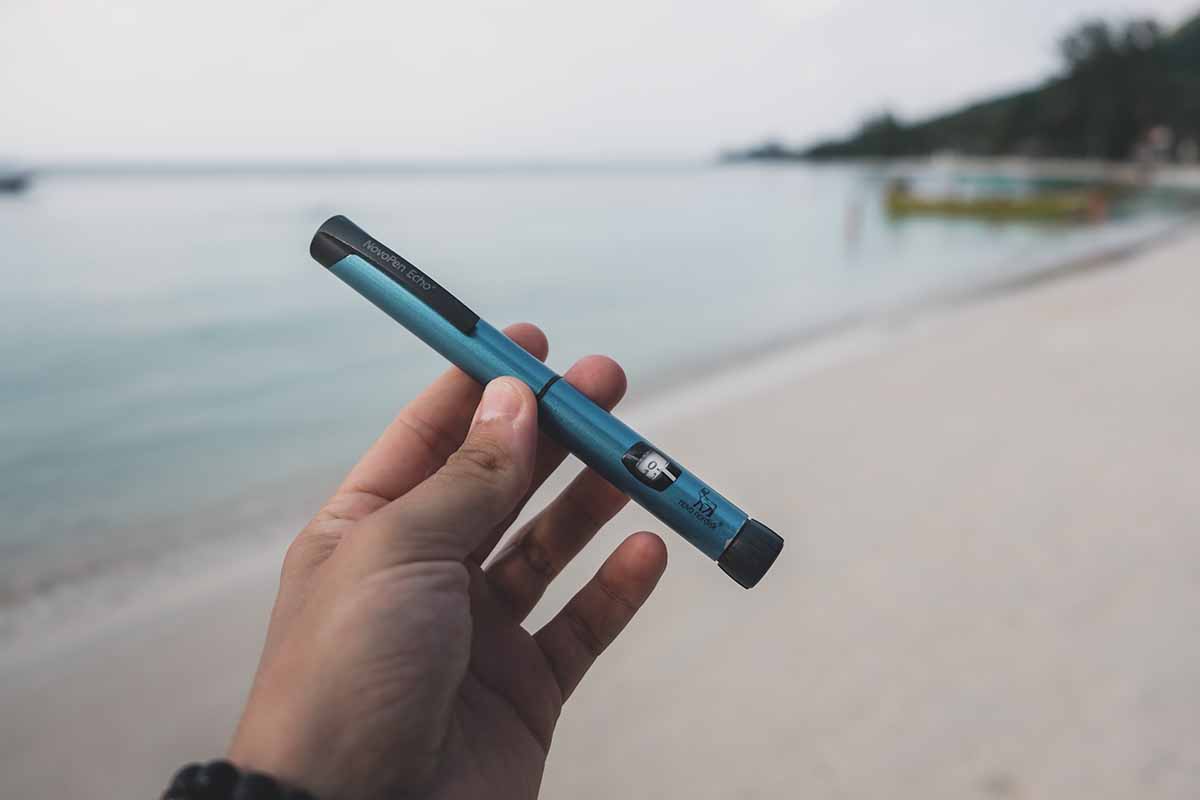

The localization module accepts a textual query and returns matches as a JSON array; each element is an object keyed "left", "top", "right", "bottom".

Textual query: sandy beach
[{"left": 3, "top": 223, "right": 1200, "bottom": 799}]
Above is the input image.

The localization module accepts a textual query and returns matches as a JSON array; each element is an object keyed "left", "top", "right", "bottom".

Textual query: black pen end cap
[
  {"left": 310, "top": 215, "right": 361, "bottom": 268},
  {"left": 718, "top": 519, "right": 784, "bottom": 589}
]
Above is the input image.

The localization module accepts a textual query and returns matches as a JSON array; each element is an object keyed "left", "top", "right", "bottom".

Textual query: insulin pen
[{"left": 309, "top": 216, "right": 784, "bottom": 588}]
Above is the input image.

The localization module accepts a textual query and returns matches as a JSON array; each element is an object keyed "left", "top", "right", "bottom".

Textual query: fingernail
[{"left": 473, "top": 378, "right": 523, "bottom": 426}]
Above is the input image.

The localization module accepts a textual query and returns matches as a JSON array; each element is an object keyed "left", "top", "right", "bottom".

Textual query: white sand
[{"left": 3, "top": 227, "right": 1200, "bottom": 799}]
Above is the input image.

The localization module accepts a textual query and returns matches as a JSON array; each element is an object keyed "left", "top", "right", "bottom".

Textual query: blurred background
[{"left": 2, "top": 1, "right": 1199, "bottom": 798}]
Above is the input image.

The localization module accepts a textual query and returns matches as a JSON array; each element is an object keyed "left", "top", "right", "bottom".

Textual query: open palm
[{"left": 230, "top": 323, "right": 667, "bottom": 800}]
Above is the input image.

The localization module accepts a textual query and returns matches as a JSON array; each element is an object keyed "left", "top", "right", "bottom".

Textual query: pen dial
[
  {"left": 622, "top": 442, "right": 680, "bottom": 491},
  {"left": 636, "top": 450, "right": 673, "bottom": 481}
]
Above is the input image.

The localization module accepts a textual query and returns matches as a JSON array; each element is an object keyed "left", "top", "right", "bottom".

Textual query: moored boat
[
  {"left": 0, "top": 168, "right": 32, "bottom": 193},
  {"left": 885, "top": 177, "right": 1112, "bottom": 221}
]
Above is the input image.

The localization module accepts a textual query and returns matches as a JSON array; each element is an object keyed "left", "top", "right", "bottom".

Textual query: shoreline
[
  {"left": 725, "top": 154, "right": 1200, "bottom": 189},
  {"left": 629, "top": 205, "right": 1197, "bottom": 409},
  {"left": 3, "top": 210, "right": 1196, "bottom": 663}
]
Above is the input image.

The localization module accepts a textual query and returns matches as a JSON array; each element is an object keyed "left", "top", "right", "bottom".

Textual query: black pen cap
[{"left": 718, "top": 519, "right": 784, "bottom": 589}]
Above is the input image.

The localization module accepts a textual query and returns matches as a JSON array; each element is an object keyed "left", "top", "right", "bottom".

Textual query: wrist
[
  {"left": 227, "top": 729, "right": 333, "bottom": 800},
  {"left": 228, "top": 720, "right": 387, "bottom": 800}
]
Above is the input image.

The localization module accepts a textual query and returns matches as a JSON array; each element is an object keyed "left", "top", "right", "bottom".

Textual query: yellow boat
[{"left": 886, "top": 185, "right": 1106, "bottom": 221}]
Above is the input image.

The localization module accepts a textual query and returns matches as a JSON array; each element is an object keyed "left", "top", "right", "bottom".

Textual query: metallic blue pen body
[{"left": 312, "top": 216, "right": 782, "bottom": 587}]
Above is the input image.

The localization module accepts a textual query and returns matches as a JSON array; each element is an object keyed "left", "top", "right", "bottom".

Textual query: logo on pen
[
  {"left": 692, "top": 488, "right": 717, "bottom": 518},
  {"left": 679, "top": 487, "right": 720, "bottom": 529},
  {"left": 362, "top": 238, "right": 434, "bottom": 292}
]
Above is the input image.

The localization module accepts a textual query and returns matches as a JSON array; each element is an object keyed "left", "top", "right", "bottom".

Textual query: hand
[{"left": 228, "top": 323, "right": 668, "bottom": 800}]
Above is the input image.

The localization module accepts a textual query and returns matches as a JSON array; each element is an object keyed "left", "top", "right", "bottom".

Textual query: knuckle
[
  {"left": 517, "top": 533, "right": 556, "bottom": 581},
  {"left": 564, "top": 608, "right": 612, "bottom": 658},
  {"left": 282, "top": 526, "right": 339, "bottom": 579},
  {"left": 559, "top": 486, "right": 606, "bottom": 532},
  {"left": 595, "top": 577, "right": 639, "bottom": 617},
  {"left": 396, "top": 411, "right": 461, "bottom": 465},
  {"left": 281, "top": 535, "right": 313, "bottom": 580},
  {"left": 443, "top": 437, "right": 514, "bottom": 484}
]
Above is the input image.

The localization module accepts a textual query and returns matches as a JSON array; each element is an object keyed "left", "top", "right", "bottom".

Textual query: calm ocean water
[{"left": 0, "top": 163, "right": 1182, "bottom": 633}]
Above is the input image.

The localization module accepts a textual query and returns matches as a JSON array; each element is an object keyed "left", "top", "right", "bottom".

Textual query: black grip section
[
  {"left": 309, "top": 215, "right": 480, "bottom": 335},
  {"left": 718, "top": 519, "right": 784, "bottom": 589}
]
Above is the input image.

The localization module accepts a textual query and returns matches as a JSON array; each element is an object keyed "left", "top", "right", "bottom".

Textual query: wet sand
[{"left": 3, "top": 225, "right": 1199, "bottom": 799}]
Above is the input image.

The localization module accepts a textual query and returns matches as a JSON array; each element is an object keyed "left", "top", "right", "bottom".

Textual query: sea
[{"left": 0, "top": 161, "right": 1187, "bottom": 644}]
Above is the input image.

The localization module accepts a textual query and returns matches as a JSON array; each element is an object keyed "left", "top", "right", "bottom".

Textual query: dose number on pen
[{"left": 636, "top": 450, "right": 671, "bottom": 481}]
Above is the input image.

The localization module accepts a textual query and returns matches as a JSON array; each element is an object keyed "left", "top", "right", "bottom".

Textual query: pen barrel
[
  {"left": 539, "top": 379, "right": 747, "bottom": 561},
  {"left": 330, "top": 252, "right": 748, "bottom": 562},
  {"left": 329, "top": 254, "right": 558, "bottom": 390},
  {"left": 317, "top": 216, "right": 782, "bottom": 588}
]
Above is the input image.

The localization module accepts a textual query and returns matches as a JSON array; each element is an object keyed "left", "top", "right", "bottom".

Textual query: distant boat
[
  {"left": 0, "top": 168, "right": 32, "bottom": 193},
  {"left": 885, "top": 178, "right": 1111, "bottom": 222}
]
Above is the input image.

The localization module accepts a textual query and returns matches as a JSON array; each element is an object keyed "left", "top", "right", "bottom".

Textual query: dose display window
[{"left": 622, "top": 442, "right": 680, "bottom": 491}]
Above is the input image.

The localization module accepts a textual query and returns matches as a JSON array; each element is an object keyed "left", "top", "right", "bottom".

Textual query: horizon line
[{"left": 21, "top": 156, "right": 722, "bottom": 176}]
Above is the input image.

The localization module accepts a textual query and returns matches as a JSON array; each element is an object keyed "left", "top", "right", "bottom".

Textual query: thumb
[{"left": 356, "top": 377, "right": 539, "bottom": 568}]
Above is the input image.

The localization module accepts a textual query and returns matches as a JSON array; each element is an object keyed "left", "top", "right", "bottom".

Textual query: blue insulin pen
[{"left": 310, "top": 216, "right": 783, "bottom": 588}]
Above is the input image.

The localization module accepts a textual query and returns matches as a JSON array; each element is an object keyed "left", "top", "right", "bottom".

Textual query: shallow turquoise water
[{"left": 0, "top": 163, "right": 1181, "bottom": 608}]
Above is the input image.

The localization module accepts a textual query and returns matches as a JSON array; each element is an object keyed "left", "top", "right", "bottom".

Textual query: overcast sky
[{"left": 2, "top": 0, "right": 1196, "bottom": 162}]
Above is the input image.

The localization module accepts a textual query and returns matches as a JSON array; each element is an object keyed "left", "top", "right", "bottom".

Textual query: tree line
[{"left": 736, "top": 14, "right": 1200, "bottom": 163}]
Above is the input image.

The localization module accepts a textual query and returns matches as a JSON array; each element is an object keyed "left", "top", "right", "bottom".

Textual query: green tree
[{"left": 1050, "top": 18, "right": 1171, "bottom": 159}]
